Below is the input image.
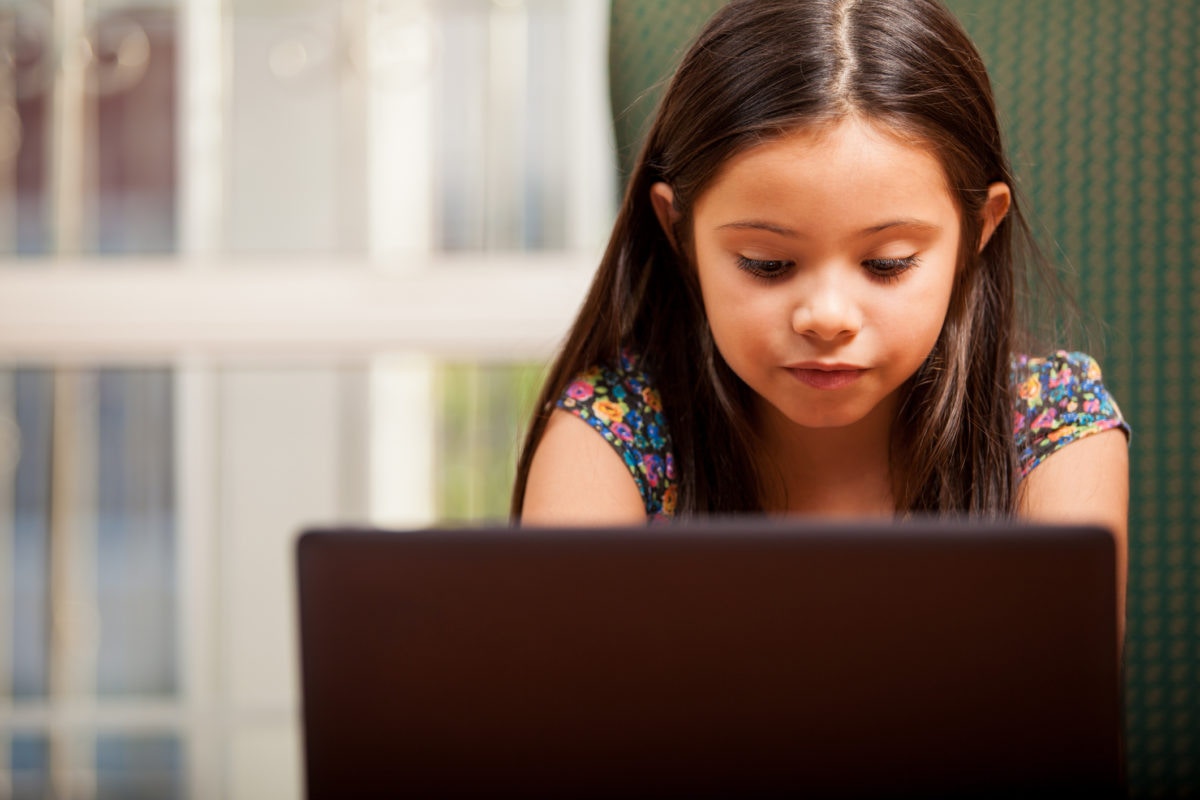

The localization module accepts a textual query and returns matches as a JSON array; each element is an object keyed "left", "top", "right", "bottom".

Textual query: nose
[{"left": 790, "top": 270, "right": 863, "bottom": 341}]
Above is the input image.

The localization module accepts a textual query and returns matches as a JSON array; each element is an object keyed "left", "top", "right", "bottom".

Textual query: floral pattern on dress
[
  {"left": 1011, "top": 350, "right": 1128, "bottom": 476},
  {"left": 556, "top": 350, "right": 676, "bottom": 520},
  {"left": 559, "top": 349, "right": 1127, "bottom": 519}
]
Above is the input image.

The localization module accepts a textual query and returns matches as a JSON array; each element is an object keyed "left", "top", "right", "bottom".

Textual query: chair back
[{"left": 606, "top": 2, "right": 1200, "bottom": 794}]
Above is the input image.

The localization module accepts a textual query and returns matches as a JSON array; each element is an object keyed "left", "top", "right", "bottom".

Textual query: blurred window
[{"left": 0, "top": 1, "right": 612, "bottom": 797}]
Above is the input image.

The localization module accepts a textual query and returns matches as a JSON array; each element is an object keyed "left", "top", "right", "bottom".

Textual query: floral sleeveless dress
[{"left": 556, "top": 350, "right": 1128, "bottom": 521}]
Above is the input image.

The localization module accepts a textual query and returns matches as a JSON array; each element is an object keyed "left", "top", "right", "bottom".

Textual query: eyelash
[
  {"left": 736, "top": 256, "right": 792, "bottom": 279},
  {"left": 864, "top": 255, "right": 921, "bottom": 283},
  {"left": 735, "top": 255, "right": 921, "bottom": 283}
]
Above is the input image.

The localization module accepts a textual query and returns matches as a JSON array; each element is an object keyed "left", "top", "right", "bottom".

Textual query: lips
[{"left": 787, "top": 364, "right": 867, "bottom": 390}]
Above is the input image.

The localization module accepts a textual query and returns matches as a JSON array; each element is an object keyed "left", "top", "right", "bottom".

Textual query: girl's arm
[
  {"left": 1017, "top": 428, "right": 1130, "bottom": 638},
  {"left": 519, "top": 409, "right": 648, "bottom": 525}
]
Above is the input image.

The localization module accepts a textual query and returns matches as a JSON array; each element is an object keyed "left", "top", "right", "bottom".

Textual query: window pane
[
  {"left": 434, "top": 0, "right": 574, "bottom": 251},
  {"left": 93, "top": 8, "right": 178, "bottom": 254},
  {"left": 0, "top": 4, "right": 177, "bottom": 256},
  {"left": 227, "top": 0, "right": 355, "bottom": 253},
  {"left": 9, "top": 369, "right": 51, "bottom": 699},
  {"left": 1, "top": 3, "right": 50, "bottom": 254},
  {"left": 95, "top": 734, "right": 183, "bottom": 800},
  {"left": 437, "top": 361, "right": 543, "bottom": 522},
  {"left": 9, "top": 734, "right": 49, "bottom": 800},
  {"left": 95, "top": 369, "right": 176, "bottom": 697},
  {"left": 3, "top": 368, "right": 177, "bottom": 699}
]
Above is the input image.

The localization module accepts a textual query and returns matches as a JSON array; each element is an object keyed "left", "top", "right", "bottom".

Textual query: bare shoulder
[
  {"left": 1020, "top": 427, "right": 1129, "bottom": 602},
  {"left": 1019, "top": 426, "right": 1130, "bottom": 639},
  {"left": 1018, "top": 427, "right": 1129, "bottom": 538},
  {"left": 519, "top": 409, "right": 646, "bottom": 526}
]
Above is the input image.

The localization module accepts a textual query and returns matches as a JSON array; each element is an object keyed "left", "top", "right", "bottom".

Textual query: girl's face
[{"left": 660, "top": 117, "right": 968, "bottom": 435}]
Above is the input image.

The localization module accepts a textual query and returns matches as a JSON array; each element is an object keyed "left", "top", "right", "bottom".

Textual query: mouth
[{"left": 786, "top": 364, "right": 867, "bottom": 390}]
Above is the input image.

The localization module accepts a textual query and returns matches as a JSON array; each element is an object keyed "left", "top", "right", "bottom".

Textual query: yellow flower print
[
  {"left": 592, "top": 399, "right": 624, "bottom": 424},
  {"left": 1018, "top": 374, "right": 1041, "bottom": 402},
  {"left": 662, "top": 486, "right": 677, "bottom": 515},
  {"left": 1047, "top": 425, "right": 1077, "bottom": 443}
]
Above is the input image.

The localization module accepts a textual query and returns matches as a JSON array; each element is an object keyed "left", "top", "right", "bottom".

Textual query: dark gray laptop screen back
[{"left": 297, "top": 520, "right": 1122, "bottom": 798}]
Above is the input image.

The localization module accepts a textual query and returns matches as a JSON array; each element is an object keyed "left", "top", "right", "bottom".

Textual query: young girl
[{"left": 512, "top": 0, "right": 1128, "bottom": 575}]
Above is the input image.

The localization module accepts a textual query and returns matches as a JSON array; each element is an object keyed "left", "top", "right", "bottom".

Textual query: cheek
[
  {"left": 899, "top": 265, "right": 957, "bottom": 347},
  {"left": 696, "top": 264, "right": 767, "bottom": 341},
  {"left": 694, "top": 251, "right": 734, "bottom": 321},
  {"left": 698, "top": 286, "right": 740, "bottom": 355}
]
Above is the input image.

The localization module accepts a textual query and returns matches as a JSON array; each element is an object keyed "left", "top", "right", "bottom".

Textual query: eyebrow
[{"left": 717, "top": 219, "right": 942, "bottom": 237}]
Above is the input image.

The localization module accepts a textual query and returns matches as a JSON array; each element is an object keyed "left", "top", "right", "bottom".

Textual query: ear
[
  {"left": 650, "top": 182, "right": 681, "bottom": 250},
  {"left": 978, "top": 182, "right": 1011, "bottom": 252}
]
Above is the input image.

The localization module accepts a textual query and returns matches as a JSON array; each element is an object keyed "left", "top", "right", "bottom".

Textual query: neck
[{"left": 754, "top": 394, "right": 899, "bottom": 517}]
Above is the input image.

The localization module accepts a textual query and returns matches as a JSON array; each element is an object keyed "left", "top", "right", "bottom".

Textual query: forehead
[{"left": 696, "top": 117, "right": 959, "bottom": 230}]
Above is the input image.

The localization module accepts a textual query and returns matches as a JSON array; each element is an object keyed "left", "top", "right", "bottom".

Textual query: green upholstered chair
[
  {"left": 607, "top": 1, "right": 1200, "bottom": 794},
  {"left": 608, "top": 0, "right": 726, "bottom": 184}
]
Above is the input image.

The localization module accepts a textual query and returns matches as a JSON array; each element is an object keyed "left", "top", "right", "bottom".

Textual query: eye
[
  {"left": 736, "top": 256, "right": 793, "bottom": 279},
  {"left": 863, "top": 255, "right": 920, "bottom": 282}
]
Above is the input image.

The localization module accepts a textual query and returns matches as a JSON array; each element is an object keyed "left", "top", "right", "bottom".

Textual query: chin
[
  {"left": 790, "top": 413, "right": 870, "bottom": 430},
  {"left": 771, "top": 402, "right": 876, "bottom": 431}
]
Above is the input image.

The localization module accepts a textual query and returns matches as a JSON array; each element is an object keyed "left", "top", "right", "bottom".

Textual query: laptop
[{"left": 296, "top": 519, "right": 1124, "bottom": 798}]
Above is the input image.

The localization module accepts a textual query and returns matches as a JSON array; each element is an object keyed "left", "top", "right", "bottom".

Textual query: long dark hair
[{"left": 513, "top": 0, "right": 1038, "bottom": 518}]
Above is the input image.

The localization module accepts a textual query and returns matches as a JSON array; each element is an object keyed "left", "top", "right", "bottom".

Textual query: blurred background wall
[{"left": 0, "top": 1, "right": 613, "bottom": 796}]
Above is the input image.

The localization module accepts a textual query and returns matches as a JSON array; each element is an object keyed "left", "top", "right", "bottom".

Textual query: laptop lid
[{"left": 296, "top": 519, "right": 1123, "bottom": 798}]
